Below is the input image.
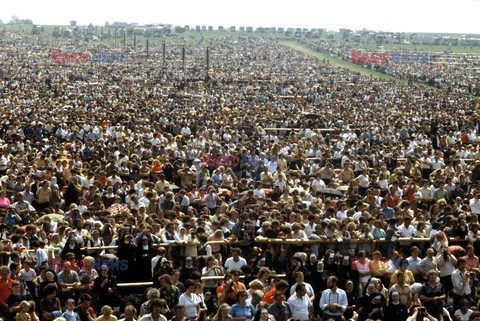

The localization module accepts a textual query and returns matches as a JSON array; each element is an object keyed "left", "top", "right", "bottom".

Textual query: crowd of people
[
  {"left": 1, "top": 28, "right": 480, "bottom": 321},
  {"left": 300, "top": 38, "right": 480, "bottom": 96}
]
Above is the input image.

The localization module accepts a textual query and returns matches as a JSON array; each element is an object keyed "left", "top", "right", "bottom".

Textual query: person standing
[
  {"left": 452, "top": 257, "right": 474, "bottom": 311},
  {"left": 319, "top": 276, "right": 347, "bottom": 321},
  {"left": 267, "top": 292, "right": 291, "bottom": 321},
  {"left": 286, "top": 284, "right": 311, "bottom": 321}
]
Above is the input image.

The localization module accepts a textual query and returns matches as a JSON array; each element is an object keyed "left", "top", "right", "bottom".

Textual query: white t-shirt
[
  {"left": 20, "top": 268, "right": 36, "bottom": 282},
  {"left": 178, "top": 293, "right": 202, "bottom": 318},
  {"left": 454, "top": 308, "right": 473, "bottom": 321},
  {"left": 287, "top": 294, "right": 312, "bottom": 320},
  {"left": 224, "top": 257, "right": 247, "bottom": 272}
]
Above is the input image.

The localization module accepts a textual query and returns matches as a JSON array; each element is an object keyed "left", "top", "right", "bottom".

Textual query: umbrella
[
  {"left": 316, "top": 187, "right": 344, "bottom": 197},
  {"left": 303, "top": 113, "right": 321, "bottom": 119},
  {"left": 36, "top": 213, "right": 65, "bottom": 224}
]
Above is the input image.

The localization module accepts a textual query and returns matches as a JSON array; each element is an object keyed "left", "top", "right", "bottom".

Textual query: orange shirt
[
  {"left": 216, "top": 284, "right": 237, "bottom": 304},
  {"left": 385, "top": 194, "right": 400, "bottom": 208},
  {"left": 263, "top": 288, "right": 276, "bottom": 304},
  {"left": 0, "top": 277, "right": 13, "bottom": 304},
  {"left": 403, "top": 186, "right": 416, "bottom": 202}
]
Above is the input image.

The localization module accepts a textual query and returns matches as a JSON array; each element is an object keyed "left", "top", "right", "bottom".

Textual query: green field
[
  {"left": 281, "top": 41, "right": 407, "bottom": 83},
  {"left": 359, "top": 42, "right": 480, "bottom": 54}
]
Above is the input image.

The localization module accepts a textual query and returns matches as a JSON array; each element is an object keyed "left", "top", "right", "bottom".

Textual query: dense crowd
[
  {"left": 300, "top": 38, "right": 480, "bottom": 96},
  {"left": 1, "top": 29, "right": 480, "bottom": 321}
]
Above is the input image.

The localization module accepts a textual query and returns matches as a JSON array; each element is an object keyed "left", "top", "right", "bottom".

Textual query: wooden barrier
[
  {"left": 264, "top": 128, "right": 337, "bottom": 132},
  {"left": 64, "top": 274, "right": 288, "bottom": 289},
  {"left": 15, "top": 237, "right": 465, "bottom": 255}
]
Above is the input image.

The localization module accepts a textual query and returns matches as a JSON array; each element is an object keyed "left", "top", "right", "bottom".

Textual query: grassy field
[
  {"left": 281, "top": 41, "right": 407, "bottom": 83},
  {"left": 359, "top": 42, "right": 480, "bottom": 54}
]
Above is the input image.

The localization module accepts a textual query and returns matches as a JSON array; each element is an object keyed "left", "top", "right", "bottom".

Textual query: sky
[{"left": 1, "top": 0, "right": 479, "bottom": 34}]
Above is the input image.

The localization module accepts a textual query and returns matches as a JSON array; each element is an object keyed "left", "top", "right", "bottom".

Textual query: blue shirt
[
  {"left": 380, "top": 207, "right": 395, "bottom": 219},
  {"left": 230, "top": 303, "right": 256, "bottom": 319}
]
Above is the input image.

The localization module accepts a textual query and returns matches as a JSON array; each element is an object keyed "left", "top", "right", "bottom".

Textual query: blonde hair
[
  {"left": 19, "top": 301, "right": 31, "bottom": 311},
  {"left": 101, "top": 305, "right": 113, "bottom": 315},
  {"left": 248, "top": 280, "right": 264, "bottom": 290},
  {"left": 213, "top": 303, "right": 230, "bottom": 321}
]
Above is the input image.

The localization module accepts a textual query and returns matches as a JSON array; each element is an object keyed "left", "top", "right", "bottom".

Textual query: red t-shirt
[
  {"left": 263, "top": 288, "right": 276, "bottom": 304},
  {"left": 0, "top": 277, "right": 14, "bottom": 304}
]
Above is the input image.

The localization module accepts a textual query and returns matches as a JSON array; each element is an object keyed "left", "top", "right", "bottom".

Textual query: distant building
[
  {"left": 174, "top": 25, "right": 185, "bottom": 33},
  {"left": 70, "top": 20, "right": 76, "bottom": 26},
  {"left": 208, "top": 26, "right": 213, "bottom": 31},
  {"left": 218, "top": 26, "right": 225, "bottom": 31},
  {"left": 230, "top": 26, "right": 236, "bottom": 32},
  {"left": 113, "top": 22, "right": 128, "bottom": 28},
  {"left": 196, "top": 26, "right": 201, "bottom": 32},
  {"left": 246, "top": 27, "right": 253, "bottom": 33},
  {"left": 239, "top": 27, "right": 245, "bottom": 32}
]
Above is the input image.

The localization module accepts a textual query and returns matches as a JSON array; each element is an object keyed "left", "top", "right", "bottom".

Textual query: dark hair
[
  {"left": 172, "top": 304, "right": 186, "bottom": 313},
  {"left": 295, "top": 284, "right": 306, "bottom": 293},
  {"left": 184, "top": 279, "right": 196, "bottom": 289},
  {"left": 236, "top": 291, "right": 248, "bottom": 300},
  {"left": 43, "top": 283, "right": 58, "bottom": 296},
  {"left": 80, "top": 293, "right": 92, "bottom": 303},
  {"left": 150, "top": 299, "right": 164, "bottom": 310}
]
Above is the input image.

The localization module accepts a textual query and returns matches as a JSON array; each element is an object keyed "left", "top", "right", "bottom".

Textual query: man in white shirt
[
  {"left": 398, "top": 216, "right": 415, "bottom": 237},
  {"left": 398, "top": 216, "right": 416, "bottom": 251},
  {"left": 32, "top": 240, "right": 48, "bottom": 269},
  {"left": 419, "top": 180, "right": 434, "bottom": 201},
  {"left": 470, "top": 193, "right": 480, "bottom": 215},
  {"left": 224, "top": 248, "right": 247, "bottom": 272},
  {"left": 319, "top": 276, "right": 347, "bottom": 321},
  {"left": 287, "top": 284, "right": 312, "bottom": 321},
  {"left": 304, "top": 215, "right": 317, "bottom": 238},
  {"left": 407, "top": 246, "right": 423, "bottom": 282},
  {"left": 289, "top": 271, "right": 315, "bottom": 302},
  {"left": 452, "top": 257, "right": 474, "bottom": 312}
]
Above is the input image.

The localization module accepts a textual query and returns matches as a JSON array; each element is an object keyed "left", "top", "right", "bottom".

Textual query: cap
[
  {"left": 101, "top": 265, "right": 109, "bottom": 270},
  {"left": 261, "top": 309, "right": 268, "bottom": 314},
  {"left": 186, "top": 256, "right": 193, "bottom": 261}
]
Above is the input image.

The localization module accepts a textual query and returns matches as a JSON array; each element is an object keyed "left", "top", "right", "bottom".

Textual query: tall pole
[
  {"left": 162, "top": 41, "right": 166, "bottom": 66},
  {"left": 134, "top": 35, "right": 136, "bottom": 50},
  {"left": 146, "top": 39, "right": 149, "bottom": 57},
  {"left": 206, "top": 47, "right": 210, "bottom": 80},
  {"left": 182, "top": 45, "right": 185, "bottom": 72},
  {"left": 114, "top": 28, "right": 117, "bottom": 47},
  {"left": 123, "top": 29, "right": 126, "bottom": 50}
]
